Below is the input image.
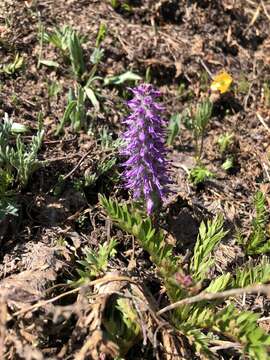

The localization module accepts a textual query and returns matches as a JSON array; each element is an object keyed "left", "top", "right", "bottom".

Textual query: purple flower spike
[{"left": 121, "top": 83, "right": 170, "bottom": 214}]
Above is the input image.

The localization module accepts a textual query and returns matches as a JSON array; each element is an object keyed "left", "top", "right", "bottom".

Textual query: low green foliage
[
  {"left": 103, "top": 295, "right": 141, "bottom": 355},
  {"left": 67, "top": 29, "right": 85, "bottom": 79},
  {"left": 76, "top": 238, "right": 118, "bottom": 282},
  {"left": 47, "top": 80, "right": 62, "bottom": 100},
  {"left": 99, "top": 195, "right": 177, "bottom": 281},
  {"left": 43, "top": 25, "right": 85, "bottom": 79},
  {"left": 221, "top": 156, "right": 234, "bottom": 171},
  {"left": 84, "top": 157, "right": 118, "bottom": 187},
  {"left": 0, "top": 169, "right": 17, "bottom": 221},
  {"left": 189, "top": 165, "right": 215, "bottom": 185},
  {"left": 238, "top": 191, "right": 270, "bottom": 255},
  {"left": 98, "top": 127, "right": 125, "bottom": 150},
  {"left": 234, "top": 258, "right": 270, "bottom": 287},
  {"left": 0, "top": 114, "right": 43, "bottom": 220},
  {"left": 180, "top": 98, "right": 213, "bottom": 161},
  {"left": 167, "top": 113, "right": 181, "bottom": 146},
  {"left": 190, "top": 215, "right": 228, "bottom": 281},
  {"left": 56, "top": 85, "right": 86, "bottom": 135},
  {"left": 217, "top": 132, "right": 234, "bottom": 154},
  {"left": 193, "top": 98, "right": 213, "bottom": 160},
  {"left": 100, "top": 195, "right": 270, "bottom": 358},
  {"left": 109, "top": 0, "right": 133, "bottom": 11},
  {"left": 104, "top": 71, "right": 141, "bottom": 86},
  {"left": 1, "top": 54, "right": 24, "bottom": 75},
  {"left": 0, "top": 114, "right": 44, "bottom": 188}
]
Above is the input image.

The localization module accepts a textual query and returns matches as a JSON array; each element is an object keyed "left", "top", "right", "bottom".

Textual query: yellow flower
[{"left": 210, "top": 71, "right": 233, "bottom": 94}]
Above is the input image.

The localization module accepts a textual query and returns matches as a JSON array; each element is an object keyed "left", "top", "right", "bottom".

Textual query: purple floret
[{"left": 120, "top": 83, "right": 170, "bottom": 214}]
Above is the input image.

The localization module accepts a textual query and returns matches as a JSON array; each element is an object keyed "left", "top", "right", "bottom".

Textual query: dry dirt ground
[{"left": 0, "top": 0, "right": 270, "bottom": 359}]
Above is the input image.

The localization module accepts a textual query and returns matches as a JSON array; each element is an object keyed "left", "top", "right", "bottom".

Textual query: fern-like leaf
[
  {"left": 190, "top": 215, "right": 228, "bottom": 281},
  {"left": 245, "top": 191, "right": 270, "bottom": 255}
]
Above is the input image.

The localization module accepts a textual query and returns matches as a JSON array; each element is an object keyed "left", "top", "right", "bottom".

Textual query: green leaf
[
  {"left": 167, "top": 113, "right": 181, "bottom": 146},
  {"left": 104, "top": 71, "right": 141, "bottom": 86},
  {"left": 243, "top": 191, "right": 270, "bottom": 255},
  {"left": 55, "top": 100, "right": 77, "bottom": 135},
  {"left": 95, "top": 23, "right": 106, "bottom": 47},
  {"left": 84, "top": 87, "right": 100, "bottom": 110},
  {"left": 39, "top": 59, "right": 60, "bottom": 68},
  {"left": 190, "top": 215, "right": 228, "bottom": 281},
  {"left": 234, "top": 258, "right": 270, "bottom": 288},
  {"left": 188, "top": 165, "right": 215, "bottom": 185},
  {"left": 11, "top": 123, "right": 28, "bottom": 134},
  {"left": 206, "top": 273, "right": 231, "bottom": 293}
]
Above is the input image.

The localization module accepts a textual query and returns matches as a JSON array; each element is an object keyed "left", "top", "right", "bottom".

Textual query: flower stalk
[{"left": 121, "top": 84, "right": 170, "bottom": 215}]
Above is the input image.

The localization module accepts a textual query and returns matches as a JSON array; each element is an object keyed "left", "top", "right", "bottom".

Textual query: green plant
[
  {"left": 193, "top": 98, "right": 213, "bottom": 161},
  {"left": 109, "top": 0, "right": 133, "bottom": 11},
  {"left": 188, "top": 165, "right": 215, "bottom": 185},
  {"left": 69, "top": 85, "right": 87, "bottom": 131},
  {"left": 56, "top": 84, "right": 86, "bottom": 134},
  {"left": 181, "top": 99, "right": 213, "bottom": 161},
  {"left": 221, "top": 156, "right": 234, "bottom": 171},
  {"left": 238, "top": 191, "right": 270, "bottom": 255},
  {"left": 190, "top": 215, "right": 228, "bottom": 281},
  {"left": 110, "top": 0, "right": 119, "bottom": 9},
  {"left": 104, "top": 71, "right": 141, "bottom": 86},
  {"left": 217, "top": 132, "right": 234, "bottom": 154},
  {"left": 167, "top": 109, "right": 192, "bottom": 146},
  {"left": 200, "top": 71, "right": 210, "bottom": 92},
  {"left": 43, "top": 25, "right": 85, "bottom": 78},
  {"left": 234, "top": 257, "right": 270, "bottom": 288},
  {"left": 0, "top": 113, "right": 44, "bottom": 188},
  {"left": 67, "top": 29, "right": 85, "bottom": 79},
  {"left": 167, "top": 113, "right": 181, "bottom": 146},
  {"left": 0, "top": 114, "right": 43, "bottom": 219},
  {"left": 0, "top": 169, "right": 18, "bottom": 221},
  {"left": 100, "top": 195, "right": 270, "bottom": 358},
  {"left": 1, "top": 54, "right": 24, "bottom": 75},
  {"left": 98, "top": 127, "right": 125, "bottom": 150},
  {"left": 84, "top": 157, "right": 118, "bottom": 187},
  {"left": 76, "top": 238, "right": 118, "bottom": 282},
  {"left": 47, "top": 80, "right": 62, "bottom": 100},
  {"left": 95, "top": 22, "right": 106, "bottom": 48}
]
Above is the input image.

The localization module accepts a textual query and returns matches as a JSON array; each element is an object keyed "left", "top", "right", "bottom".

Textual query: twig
[
  {"left": 157, "top": 283, "right": 270, "bottom": 316},
  {"left": 256, "top": 112, "right": 270, "bottom": 134},
  {"left": 13, "top": 275, "right": 137, "bottom": 317},
  {"left": 62, "top": 149, "right": 92, "bottom": 180},
  {"left": 258, "top": 315, "right": 270, "bottom": 323},
  {"left": 199, "top": 58, "right": 213, "bottom": 78},
  {"left": 261, "top": 0, "right": 270, "bottom": 21},
  {"left": 44, "top": 154, "right": 80, "bottom": 162}
]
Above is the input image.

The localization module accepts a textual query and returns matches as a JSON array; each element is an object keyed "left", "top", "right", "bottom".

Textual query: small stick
[
  {"left": 261, "top": 0, "right": 270, "bottom": 21},
  {"left": 62, "top": 149, "right": 92, "bottom": 180},
  {"left": 157, "top": 283, "right": 270, "bottom": 316},
  {"left": 256, "top": 112, "right": 270, "bottom": 134},
  {"left": 13, "top": 275, "right": 137, "bottom": 317}
]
